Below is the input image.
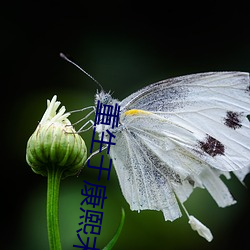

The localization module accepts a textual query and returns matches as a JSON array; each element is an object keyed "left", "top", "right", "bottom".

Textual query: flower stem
[{"left": 47, "top": 165, "right": 63, "bottom": 250}]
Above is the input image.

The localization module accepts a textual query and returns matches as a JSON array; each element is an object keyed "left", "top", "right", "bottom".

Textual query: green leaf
[{"left": 102, "top": 208, "right": 125, "bottom": 250}]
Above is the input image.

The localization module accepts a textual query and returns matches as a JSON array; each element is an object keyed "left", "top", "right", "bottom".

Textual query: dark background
[{"left": 2, "top": 2, "right": 250, "bottom": 249}]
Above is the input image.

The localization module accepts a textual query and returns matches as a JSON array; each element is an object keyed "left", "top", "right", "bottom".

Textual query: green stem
[
  {"left": 47, "top": 165, "right": 63, "bottom": 250},
  {"left": 102, "top": 208, "right": 125, "bottom": 250}
]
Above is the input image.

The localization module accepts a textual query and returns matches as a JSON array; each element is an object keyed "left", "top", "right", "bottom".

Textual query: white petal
[
  {"left": 40, "top": 95, "right": 71, "bottom": 125},
  {"left": 188, "top": 215, "right": 213, "bottom": 242},
  {"left": 40, "top": 95, "right": 57, "bottom": 123}
]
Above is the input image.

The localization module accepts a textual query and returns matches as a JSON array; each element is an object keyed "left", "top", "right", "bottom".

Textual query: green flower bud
[{"left": 26, "top": 95, "right": 87, "bottom": 178}]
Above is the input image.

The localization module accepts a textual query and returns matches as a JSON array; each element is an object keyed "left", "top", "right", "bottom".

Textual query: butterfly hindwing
[
  {"left": 110, "top": 117, "right": 183, "bottom": 221},
  {"left": 110, "top": 111, "right": 237, "bottom": 221}
]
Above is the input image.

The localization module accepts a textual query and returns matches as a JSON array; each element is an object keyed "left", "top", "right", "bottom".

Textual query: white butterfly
[{"left": 92, "top": 72, "right": 250, "bottom": 241}]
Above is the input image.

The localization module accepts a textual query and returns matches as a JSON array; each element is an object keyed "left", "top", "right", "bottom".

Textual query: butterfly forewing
[{"left": 119, "top": 72, "right": 250, "bottom": 173}]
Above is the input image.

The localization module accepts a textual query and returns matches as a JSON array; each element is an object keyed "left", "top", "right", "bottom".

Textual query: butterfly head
[
  {"left": 95, "top": 89, "right": 119, "bottom": 106},
  {"left": 94, "top": 89, "right": 121, "bottom": 135}
]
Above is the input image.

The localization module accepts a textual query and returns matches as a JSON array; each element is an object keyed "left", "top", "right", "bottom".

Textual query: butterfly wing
[
  {"left": 109, "top": 72, "right": 250, "bottom": 221},
  {"left": 110, "top": 123, "right": 183, "bottom": 221},
  {"left": 120, "top": 72, "right": 250, "bottom": 173},
  {"left": 110, "top": 111, "right": 236, "bottom": 221}
]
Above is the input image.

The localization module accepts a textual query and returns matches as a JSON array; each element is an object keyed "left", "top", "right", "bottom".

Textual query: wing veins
[{"left": 125, "top": 130, "right": 152, "bottom": 208}]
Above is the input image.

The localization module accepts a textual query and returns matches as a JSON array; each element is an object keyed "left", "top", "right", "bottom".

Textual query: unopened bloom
[{"left": 26, "top": 95, "right": 87, "bottom": 178}]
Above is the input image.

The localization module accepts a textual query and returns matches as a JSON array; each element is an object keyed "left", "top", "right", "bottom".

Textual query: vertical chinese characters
[{"left": 73, "top": 101, "right": 120, "bottom": 249}]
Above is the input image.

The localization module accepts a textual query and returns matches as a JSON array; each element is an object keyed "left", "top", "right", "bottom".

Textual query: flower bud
[{"left": 26, "top": 95, "right": 87, "bottom": 178}]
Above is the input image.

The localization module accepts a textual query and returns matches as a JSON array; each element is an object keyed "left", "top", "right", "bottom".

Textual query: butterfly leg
[
  {"left": 76, "top": 145, "right": 108, "bottom": 176},
  {"left": 69, "top": 106, "right": 96, "bottom": 132},
  {"left": 76, "top": 120, "right": 94, "bottom": 133}
]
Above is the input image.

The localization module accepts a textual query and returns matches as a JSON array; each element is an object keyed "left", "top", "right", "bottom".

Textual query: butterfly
[
  {"left": 92, "top": 71, "right": 250, "bottom": 241},
  {"left": 60, "top": 55, "right": 250, "bottom": 241}
]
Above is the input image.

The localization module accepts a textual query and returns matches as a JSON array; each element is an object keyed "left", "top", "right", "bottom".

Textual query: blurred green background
[{"left": 2, "top": 2, "right": 250, "bottom": 250}]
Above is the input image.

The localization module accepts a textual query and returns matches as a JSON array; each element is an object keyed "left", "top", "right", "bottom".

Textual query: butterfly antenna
[{"left": 60, "top": 53, "right": 104, "bottom": 91}]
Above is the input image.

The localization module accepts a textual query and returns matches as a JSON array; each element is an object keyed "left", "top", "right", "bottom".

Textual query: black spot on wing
[
  {"left": 224, "top": 111, "right": 243, "bottom": 130},
  {"left": 199, "top": 135, "right": 225, "bottom": 157}
]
